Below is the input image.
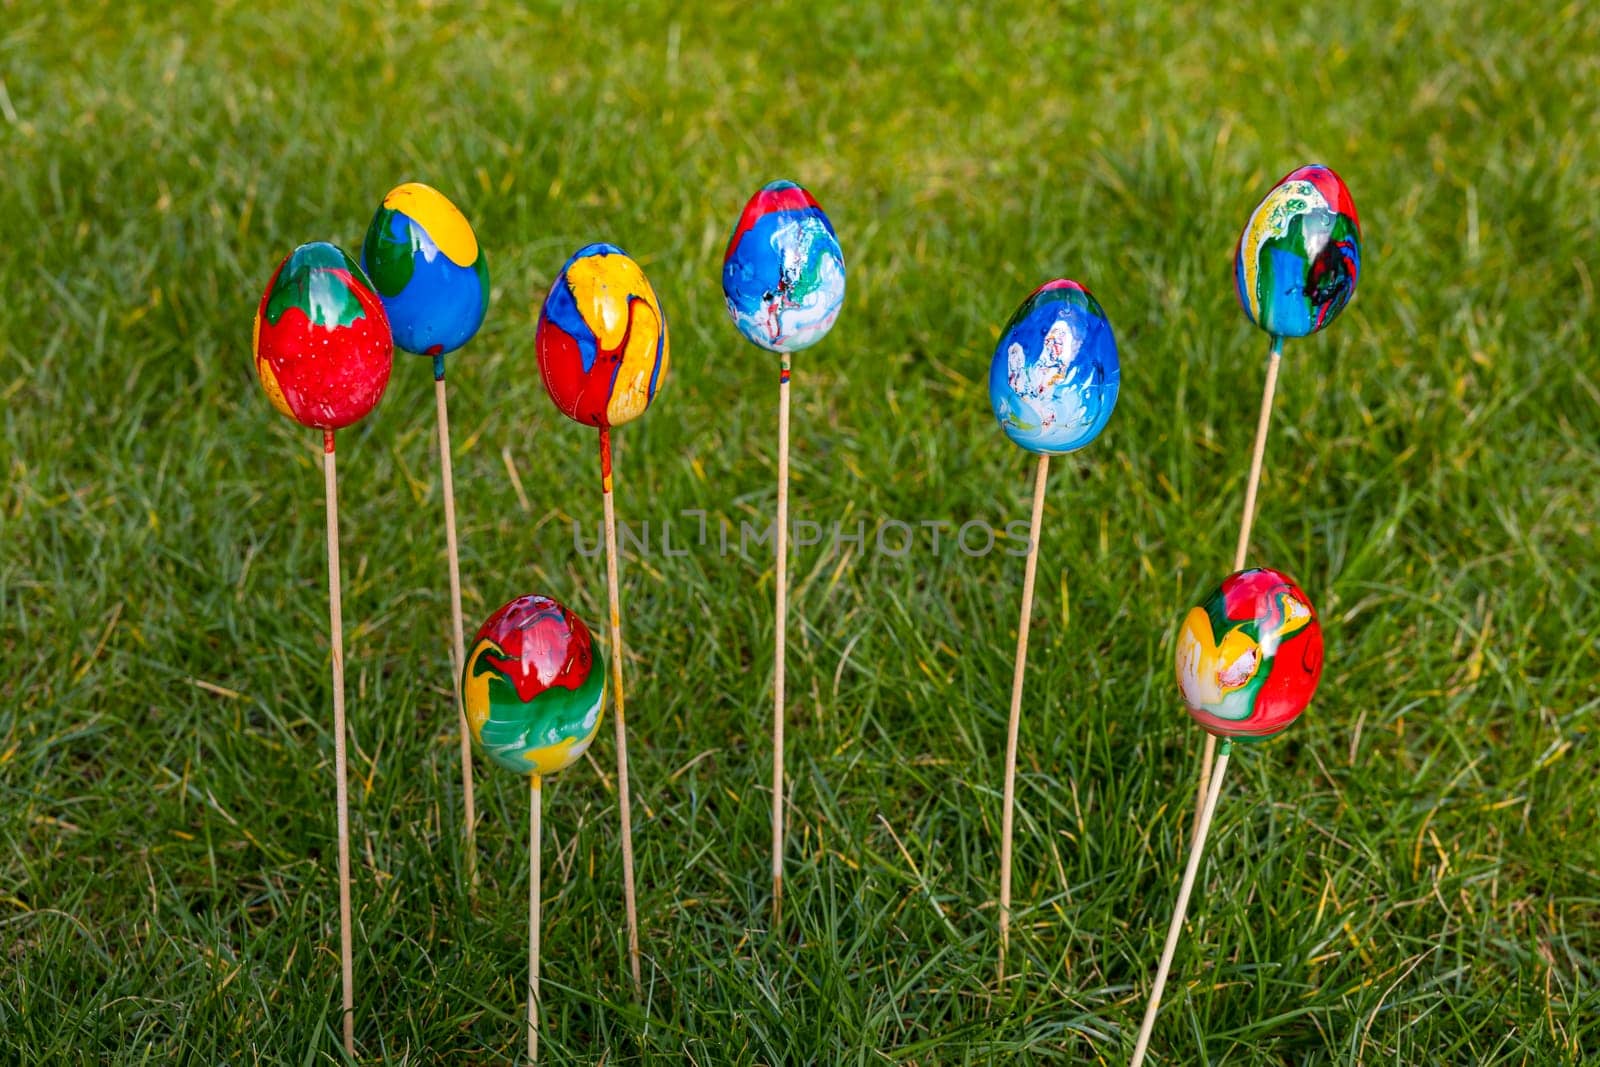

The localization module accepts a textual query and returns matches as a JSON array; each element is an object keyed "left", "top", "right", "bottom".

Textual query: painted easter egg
[
  {"left": 462, "top": 594, "right": 606, "bottom": 776},
  {"left": 252, "top": 242, "right": 393, "bottom": 430},
  {"left": 360, "top": 182, "right": 490, "bottom": 362},
  {"left": 1175, "top": 568, "right": 1324, "bottom": 742},
  {"left": 987, "top": 279, "right": 1120, "bottom": 455},
  {"left": 1234, "top": 164, "right": 1362, "bottom": 338},
  {"left": 536, "top": 243, "right": 670, "bottom": 428},
  {"left": 722, "top": 180, "right": 845, "bottom": 354}
]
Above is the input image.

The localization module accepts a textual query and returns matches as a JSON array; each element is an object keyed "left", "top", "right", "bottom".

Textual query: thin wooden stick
[
  {"left": 1231, "top": 339, "right": 1284, "bottom": 573},
  {"left": 528, "top": 773, "right": 542, "bottom": 1063},
  {"left": 322, "top": 430, "right": 356, "bottom": 1057},
  {"left": 599, "top": 427, "right": 642, "bottom": 994},
  {"left": 997, "top": 452, "right": 1050, "bottom": 983},
  {"left": 435, "top": 370, "right": 477, "bottom": 888},
  {"left": 1131, "top": 741, "right": 1232, "bottom": 1067},
  {"left": 771, "top": 358, "right": 791, "bottom": 925},
  {"left": 1194, "top": 338, "right": 1282, "bottom": 834}
]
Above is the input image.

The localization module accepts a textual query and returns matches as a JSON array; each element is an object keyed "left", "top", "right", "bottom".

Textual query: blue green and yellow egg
[{"left": 361, "top": 182, "right": 490, "bottom": 361}]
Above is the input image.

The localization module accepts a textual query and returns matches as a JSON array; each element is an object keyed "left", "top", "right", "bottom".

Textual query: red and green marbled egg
[
  {"left": 1175, "top": 568, "right": 1324, "bottom": 742},
  {"left": 462, "top": 594, "right": 606, "bottom": 777}
]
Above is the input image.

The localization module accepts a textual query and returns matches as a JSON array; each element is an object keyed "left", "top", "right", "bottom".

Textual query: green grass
[{"left": 3, "top": 0, "right": 1599, "bottom": 1062}]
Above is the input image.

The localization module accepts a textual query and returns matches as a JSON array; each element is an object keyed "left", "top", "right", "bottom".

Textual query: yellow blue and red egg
[{"left": 536, "top": 243, "right": 670, "bottom": 429}]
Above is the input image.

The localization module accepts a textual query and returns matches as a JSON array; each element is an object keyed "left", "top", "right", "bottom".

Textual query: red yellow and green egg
[{"left": 462, "top": 595, "right": 606, "bottom": 777}]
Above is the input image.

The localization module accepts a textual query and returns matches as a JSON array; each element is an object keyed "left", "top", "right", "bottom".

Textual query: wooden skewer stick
[
  {"left": 322, "top": 429, "right": 356, "bottom": 1057},
  {"left": 1194, "top": 336, "right": 1282, "bottom": 834},
  {"left": 771, "top": 358, "right": 792, "bottom": 925},
  {"left": 528, "top": 773, "right": 542, "bottom": 1063},
  {"left": 435, "top": 365, "right": 478, "bottom": 887},
  {"left": 599, "top": 427, "right": 642, "bottom": 994},
  {"left": 1130, "top": 740, "right": 1233, "bottom": 1067},
  {"left": 997, "top": 452, "right": 1050, "bottom": 983}
]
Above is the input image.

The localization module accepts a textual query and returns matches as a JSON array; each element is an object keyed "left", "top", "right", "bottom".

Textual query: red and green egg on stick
[
  {"left": 1131, "top": 568, "right": 1325, "bottom": 1065},
  {"left": 251, "top": 240, "right": 394, "bottom": 1055},
  {"left": 462, "top": 593, "right": 607, "bottom": 1062}
]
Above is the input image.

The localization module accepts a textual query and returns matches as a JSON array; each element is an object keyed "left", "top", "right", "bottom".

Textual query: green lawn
[{"left": 4, "top": 1, "right": 1599, "bottom": 1062}]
